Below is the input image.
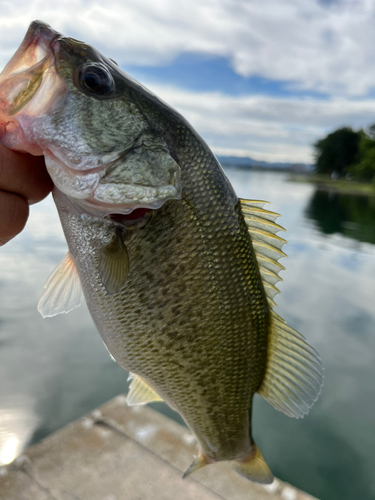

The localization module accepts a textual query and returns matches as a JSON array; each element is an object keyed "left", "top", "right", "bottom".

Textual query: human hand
[{"left": 0, "top": 144, "right": 53, "bottom": 245}]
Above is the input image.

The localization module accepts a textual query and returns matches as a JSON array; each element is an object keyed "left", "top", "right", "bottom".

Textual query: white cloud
[
  {"left": 0, "top": 0, "right": 375, "bottom": 96},
  {"left": 143, "top": 83, "right": 375, "bottom": 162},
  {"left": 2, "top": 1, "right": 375, "bottom": 162}
]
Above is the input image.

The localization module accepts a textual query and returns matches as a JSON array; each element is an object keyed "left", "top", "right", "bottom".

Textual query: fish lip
[
  {"left": 24, "top": 21, "right": 62, "bottom": 67},
  {"left": 0, "top": 21, "right": 66, "bottom": 154},
  {"left": 24, "top": 20, "right": 62, "bottom": 56},
  {"left": 0, "top": 21, "right": 61, "bottom": 84}
]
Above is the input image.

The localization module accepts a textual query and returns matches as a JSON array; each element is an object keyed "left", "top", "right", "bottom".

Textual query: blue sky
[
  {"left": 126, "top": 53, "right": 329, "bottom": 99},
  {"left": 1, "top": 0, "right": 375, "bottom": 163}
]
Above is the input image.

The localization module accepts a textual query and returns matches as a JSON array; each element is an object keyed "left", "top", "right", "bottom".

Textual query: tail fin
[
  {"left": 183, "top": 452, "right": 210, "bottom": 478},
  {"left": 232, "top": 445, "right": 274, "bottom": 484},
  {"left": 183, "top": 445, "right": 273, "bottom": 485}
]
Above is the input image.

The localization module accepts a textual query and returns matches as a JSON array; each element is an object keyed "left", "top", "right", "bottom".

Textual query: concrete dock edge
[{"left": 0, "top": 395, "right": 318, "bottom": 500}]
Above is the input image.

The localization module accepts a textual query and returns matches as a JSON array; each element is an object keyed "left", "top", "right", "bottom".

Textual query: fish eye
[{"left": 78, "top": 63, "right": 114, "bottom": 96}]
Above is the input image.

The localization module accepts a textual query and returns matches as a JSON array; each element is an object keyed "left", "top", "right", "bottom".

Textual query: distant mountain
[{"left": 216, "top": 155, "right": 313, "bottom": 173}]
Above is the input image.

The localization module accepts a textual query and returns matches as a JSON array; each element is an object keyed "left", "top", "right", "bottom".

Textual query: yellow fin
[
  {"left": 249, "top": 228, "right": 287, "bottom": 250},
  {"left": 232, "top": 445, "right": 274, "bottom": 484},
  {"left": 38, "top": 252, "right": 83, "bottom": 318},
  {"left": 263, "top": 282, "right": 280, "bottom": 300},
  {"left": 127, "top": 373, "right": 163, "bottom": 406},
  {"left": 243, "top": 214, "right": 285, "bottom": 234},
  {"left": 240, "top": 198, "right": 287, "bottom": 309},
  {"left": 253, "top": 241, "right": 287, "bottom": 262},
  {"left": 259, "top": 267, "right": 283, "bottom": 287},
  {"left": 242, "top": 206, "right": 281, "bottom": 222},
  {"left": 239, "top": 198, "right": 269, "bottom": 209},
  {"left": 258, "top": 312, "right": 324, "bottom": 418},
  {"left": 99, "top": 229, "right": 129, "bottom": 294},
  {"left": 256, "top": 254, "right": 285, "bottom": 275},
  {"left": 183, "top": 452, "right": 210, "bottom": 479}
]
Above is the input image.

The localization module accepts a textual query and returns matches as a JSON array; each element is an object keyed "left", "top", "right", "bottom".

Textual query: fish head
[{"left": 0, "top": 21, "right": 182, "bottom": 216}]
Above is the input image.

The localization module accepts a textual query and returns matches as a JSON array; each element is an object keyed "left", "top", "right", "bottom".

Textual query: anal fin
[
  {"left": 127, "top": 373, "right": 163, "bottom": 406},
  {"left": 38, "top": 252, "right": 83, "bottom": 318}
]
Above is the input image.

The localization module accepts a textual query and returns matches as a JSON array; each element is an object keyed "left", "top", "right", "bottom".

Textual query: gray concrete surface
[{"left": 0, "top": 395, "right": 318, "bottom": 500}]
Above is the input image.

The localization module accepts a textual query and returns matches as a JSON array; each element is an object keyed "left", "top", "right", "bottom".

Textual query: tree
[
  {"left": 348, "top": 133, "right": 375, "bottom": 181},
  {"left": 367, "top": 123, "right": 375, "bottom": 140},
  {"left": 314, "top": 127, "right": 361, "bottom": 177}
]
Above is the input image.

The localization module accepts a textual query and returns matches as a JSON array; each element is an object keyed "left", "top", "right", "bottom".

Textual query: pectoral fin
[
  {"left": 99, "top": 229, "right": 129, "bottom": 294},
  {"left": 38, "top": 252, "right": 84, "bottom": 318}
]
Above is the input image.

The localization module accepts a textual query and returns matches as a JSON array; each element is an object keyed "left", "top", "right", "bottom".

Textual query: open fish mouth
[
  {"left": 0, "top": 21, "right": 65, "bottom": 153},
  {"left": 0, "top": 20, "right": 182, "bottom": 217},
  {"left": 0, "top": 21, "right": 60, "bottom": 84}
]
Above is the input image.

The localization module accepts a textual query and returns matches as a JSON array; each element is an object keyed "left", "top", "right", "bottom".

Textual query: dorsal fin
[
  {"left": 127, "top": 373, "right": 164, "bottom": 406},
  {"left": 240, "top": 199, "right": 323, "bottom": 417},
  {"left": 257, "top": 312, "right": 323, "bottom": 418},
  {"left": 240, "top": 198, "right": 286, "bottom": 308}
]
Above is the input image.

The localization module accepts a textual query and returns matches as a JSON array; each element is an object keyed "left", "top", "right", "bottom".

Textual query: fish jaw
[
  {"left": 0, "top": 21, "right": 182, "bottom": 218},
  {"left": 0, "top": 21, "right": 67, "bottom": 155}
]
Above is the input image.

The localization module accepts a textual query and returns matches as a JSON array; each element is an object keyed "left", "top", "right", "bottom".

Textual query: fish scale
[
  {"left": 63, "top": 151, "right": 255, "bottom": 455},
  {"left": 75, "top": 136, "right": 269, "bottom": 458},
  {"left": 0, "top": 21, "right": 323, "bottom": 484}
]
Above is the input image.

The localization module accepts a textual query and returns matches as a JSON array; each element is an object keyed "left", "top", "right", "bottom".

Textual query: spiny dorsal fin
[
  {"left": 257, "top": 312, "right": 323, "bottom": 418},
  {"left": 239, "top": 199, "right": 269, "bottom": 209},
  {"left": 259, "top": 267, "right": 283, "bottom": 287},
  {"left": 38, "top": 252, "right": 84, "bottom": 318},
  {"left": 240, "top": 198, "right": 286, "bottom": 308},
  {"left": 256, "top": 254, "right": 285, "bottom": 275},
  {"left": 99, "top": 229, "right": 129, "bottom": 295},
  {"left": 127, "top": 373, "right": 164, "bottom": 406}
]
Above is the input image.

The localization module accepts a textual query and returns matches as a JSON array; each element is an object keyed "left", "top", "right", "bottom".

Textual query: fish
[{"left": 0, "top": 21, "right": 323, "bottom": 484}]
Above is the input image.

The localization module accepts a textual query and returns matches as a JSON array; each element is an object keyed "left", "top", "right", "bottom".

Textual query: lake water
[{"left": 1, "top": 169, "right": 374, "bottom": 500}]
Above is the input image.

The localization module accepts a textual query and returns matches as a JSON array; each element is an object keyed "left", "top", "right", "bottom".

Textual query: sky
[{"left": 1, "top": 0, "right": 375, "bottom": 163}]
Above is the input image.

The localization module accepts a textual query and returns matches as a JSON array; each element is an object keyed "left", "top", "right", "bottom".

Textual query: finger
[
  {"left": 0, "top": 145, "right": 53, "bottom": 204},
  {"left": 0, "top": 190, "right": 29, "bottom": 246}
]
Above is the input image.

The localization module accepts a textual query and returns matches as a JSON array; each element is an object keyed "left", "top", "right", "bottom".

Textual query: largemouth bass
[{"left": 0, "top": 21, "right": 323, "bottom": 483}]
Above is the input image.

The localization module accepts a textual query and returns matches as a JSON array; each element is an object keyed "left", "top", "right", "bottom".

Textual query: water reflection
[
  {"left": 0, "top": 403, "right": 39, "bottom": 466},
  {"left": 306, "top": 189, "right": 375, "bottom": 244}
]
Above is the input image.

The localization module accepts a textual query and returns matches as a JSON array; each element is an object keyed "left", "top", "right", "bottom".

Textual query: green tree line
[{"left": 314, "top": 125, "right": 375, "bottom": 181}]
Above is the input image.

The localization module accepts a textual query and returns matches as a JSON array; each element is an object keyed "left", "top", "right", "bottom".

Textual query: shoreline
[{"left": 288, "top": 173, "right": 375, "bottom": 197}]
